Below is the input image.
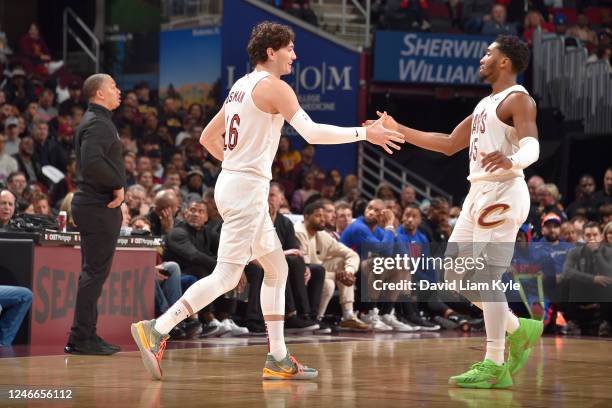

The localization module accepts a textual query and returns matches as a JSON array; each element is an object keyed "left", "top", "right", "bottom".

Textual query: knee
[
  {"left": 163, "top": 261, "right": 181, "bottom": 277},
  {"left": 214, "top": 264, "right": 244, "bottom": 292},
  {"left": 285, "top": 255, "right": 304, "bottom": 273}
]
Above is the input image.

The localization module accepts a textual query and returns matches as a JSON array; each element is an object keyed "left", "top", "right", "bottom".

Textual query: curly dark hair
[
  {"left": 495, "top": 35, "right": 530, "bottom": 74},
  {"left": 247, "top": 21, "right": 295, "bottom": 65}
]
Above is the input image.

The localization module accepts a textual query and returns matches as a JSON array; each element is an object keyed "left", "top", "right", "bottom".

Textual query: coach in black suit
[{"left": 65, "top": 74, "right": 125, "bottom": 355}]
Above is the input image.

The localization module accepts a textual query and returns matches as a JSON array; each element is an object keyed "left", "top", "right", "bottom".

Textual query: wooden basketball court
[{"left": 0, "top": 333, "right": 610, "bottom": 407}]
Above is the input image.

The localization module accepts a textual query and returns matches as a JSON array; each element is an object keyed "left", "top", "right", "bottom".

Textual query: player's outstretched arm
[
  {"left": 364, "top": 111, "right": 471, "bottom": 156},
  {"left": 200, "top": 106, "right": 225, "bottom": 161},
  {"left": 480, "top": 93, "right": 539, "bottom": 172},
  {"left": 257, "top": 78, "right": 404, "bottom": 154}
]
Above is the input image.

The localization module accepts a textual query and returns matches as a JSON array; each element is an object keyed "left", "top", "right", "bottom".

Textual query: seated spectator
[
  {"left": 567, "top": 13, "right": 599, "bottom": 50},
  {"left": 0, "top": 30, "right": 12, "bottom": 64},
  {"left": 523, "top": 10, "right": 555, "bottom": 44},
  {"left": 382, "top": 0, "right": 428, "bottom": 31},
  {"left": 6, "top": 171, "right": 27, "bottom": 201},
  {"left": 48, "top": 123, "right": 74, "bottom": 173},
  {"left": 3, "top": 68, "right": 35, "bottom": 110},
  {"left": 291, "top": 170, "right": 319, "bottom": 213},
  {"left": 59, "top": 80, "right": 86, "bottom": 116},
  {"left": 146, "top": 188, "right": 179, "bottom": 236},
  {"left": 31, "top": 192, "right": 55, "bottom": 218},
  {"left": 482, "top": 4, "right": 517, "bottom": 36},
  {"left": 273, "top": 135, "right": 301, "bottom": 189},
  {"left": 536, "top": 183, "right": 567, "bottom": 224},
  {"left": 292, "top": 144, "right": 323, "bottom": 188},
  {"left": 0, "top": 285, "right": 33, "bottom": 346},
  {"left": 400, "top": 184, "right": 419, "bottom": 209},
  {"left": 560, "top": 221, "right": 578, "bottom": 244},
  {"left": 420, "top": 197, "right": 452, "bottom": 252},
  {"left": 159, "top": 96, "right": 184, "bottom": 137},
  {"left": 592, "top": 167, "right": 612, "bottom": 212},
  {"left": 181, "top": 169, "right": 206, "bottom": 204},
  {"left": 36, "top": 88, "right": 57, "bottom": 123},
  {"left": 3, "top": 117, "right": 20, "bottom": 156},
  {"left": 125, "top": 184, "right": 149, "bottom": 218},
  {"left": 566, "top": 174, "right": 597, "bottom": 220},
  {"left": 19, "top": 23, "right": 64, "bottom": 76},
  {"left": 600, "top": 203, "right": 612, "bottom": 227},
  {"left": 270, "top": 182, "right": 322, "bottom": 333},
  {"left": 31, "top": 120, "right": 51, "bottom": 168},
  {"left": 375, "top": 182, "right": 397, "bottom": 201},
  {"left": 384, "top": 198, "right": 402, "bottom": 229},
  {"left": 137, "top": 170, "right": 155, "bottom": 196},
  {"left": 0, "top": 133, "right": 17, "bottom": 183},
  {"left": 333, "top": 201, "right": 353, "bottom": 238},
  {"left": 561, "top": 222, "right": 612, "bottom": 336},
  {"left": 461, "top": 0, "right": 494, "bottom": 34},
  {"left": 13, "top": 136, "right": 43, "bottom": 186},
  {"left": 0, "top": 189, "right": 15, "bottom": 227},
  {"left": 295, "top": 201, "right": 370, "bottom": 331}
]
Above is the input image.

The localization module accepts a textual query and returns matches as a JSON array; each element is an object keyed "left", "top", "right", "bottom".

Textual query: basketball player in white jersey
[
  {"left": 366, "top": 35, "right": 543, "bottom": 388},
  {"left": 131, "top": 21, "right": 403, "bottom": 381}
]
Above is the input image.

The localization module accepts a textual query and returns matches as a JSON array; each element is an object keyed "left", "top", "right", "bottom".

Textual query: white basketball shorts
[{"left": 214, "top": 170, "right": 282, "bottom": 265}]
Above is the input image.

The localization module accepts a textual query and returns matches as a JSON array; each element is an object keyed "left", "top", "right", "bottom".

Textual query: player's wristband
[{"left": 508, "top": 137, "right": 539, "bottom": 170}]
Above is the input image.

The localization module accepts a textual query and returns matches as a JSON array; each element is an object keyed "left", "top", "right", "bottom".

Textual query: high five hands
[{"left": 363, "top": 111, "right": 404, "bottom": 154}]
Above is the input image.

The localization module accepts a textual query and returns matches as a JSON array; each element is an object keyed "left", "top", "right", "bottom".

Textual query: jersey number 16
[{"left": 224, "top": 114, "right": 240, "bottom": 151}]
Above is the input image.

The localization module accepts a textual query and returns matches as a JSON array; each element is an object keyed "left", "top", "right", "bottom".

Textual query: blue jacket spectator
[
  {"left": 340, "top": 199, "right": 395, "bottom": 258},
  {"left": 396, "top": 206, "right": 437, "bottom": 283}
]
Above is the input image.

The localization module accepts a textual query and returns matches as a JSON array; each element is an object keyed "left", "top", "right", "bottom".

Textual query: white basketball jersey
[
  {"left": 467, "top": 84, "right": 530, "bottom": 183},
  {"left": 221, "top": 70, "right": 285, "bottom": 179}
]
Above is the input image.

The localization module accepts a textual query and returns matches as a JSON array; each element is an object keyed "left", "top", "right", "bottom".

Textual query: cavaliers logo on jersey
[
  {"left": 471, "top": 111, "right": 487, "bottom": 135},
  {"left": 477, "top": 203, "right": 510, "bottom": 228}
]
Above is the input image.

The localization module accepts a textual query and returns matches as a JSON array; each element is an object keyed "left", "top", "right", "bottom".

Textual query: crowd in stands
[
  {"left": 265, "top": 0, "right": 612, "bottom": 70},
  {"left": 0, "top": 18, "right": 611, "bottom": 346}
]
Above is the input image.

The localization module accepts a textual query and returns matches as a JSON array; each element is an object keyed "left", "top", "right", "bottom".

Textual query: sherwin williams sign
[{"left": 374, "top": 32, "right": 494, "bottom": 85}]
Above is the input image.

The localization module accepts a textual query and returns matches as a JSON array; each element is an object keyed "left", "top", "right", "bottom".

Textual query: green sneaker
[
  {"left": 262, "top": 352, "right": 318, "bottom": 380},
  {"left": 507, "top": 317, "right": 543, "bottom": 375},
  {"left": 449, "top": 359, "right": 513, "bottom": 389},
  {"left": 131, "top": 319, "right": 170, "bottom": 380}
]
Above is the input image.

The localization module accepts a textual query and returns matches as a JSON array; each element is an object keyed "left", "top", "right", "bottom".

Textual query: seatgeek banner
[
  {"left": 374, "top": 32, "right": 495, "bottom": 85},
  {"left": 222, "top": 0, "right": 361, "bottom": 174}
]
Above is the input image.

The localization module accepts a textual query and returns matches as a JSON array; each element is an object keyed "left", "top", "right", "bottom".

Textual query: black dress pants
[{"left": 68, "top": 204, "right": 122, "bottom": 343}]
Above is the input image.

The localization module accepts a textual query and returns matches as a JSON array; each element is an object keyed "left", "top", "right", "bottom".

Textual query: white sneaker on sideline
[
  {"left": 220, "top": 319, "right": 249, "bottom": 337},
  {"left": 360, "top": 308, "right": 392, "bottom": 332},
  {"left": 381, "top": 313, "right": 417, "bottom": 332},
  {"left": 208, "top": 318, "right": 231, "bottom": 337}
]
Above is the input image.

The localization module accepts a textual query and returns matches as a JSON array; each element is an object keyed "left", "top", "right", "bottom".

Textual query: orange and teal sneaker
[
  {"left": 262, "top": 352, "right": 318, "bottom": 380},
  {"left": 449, "top": 359, "right": 513, "bottom": 389},
  {"left": 507, "top": 317, "right": 543, "bottom": 375},
  {"left": 131, "top": 319, "right": 170, "bottom": 381}
]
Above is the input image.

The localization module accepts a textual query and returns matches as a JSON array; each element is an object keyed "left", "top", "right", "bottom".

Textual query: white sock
[
  {"left": 506, "top": 310, "right": 520, "bottom": 334},
  {"left": 485, "top": 339, "right": 506, "bottom": 365},
  {"left": 483, "top": 301, "right": 508, "bottom": 365},
  {"left": 472, "top": 301, "right": 520, "bottom": 334},
  {"left": 155, "top": 299, "right": 192, "bottom": 335},
  {"left": 266, "top": 320, "right": 287, "bottom": 361}
]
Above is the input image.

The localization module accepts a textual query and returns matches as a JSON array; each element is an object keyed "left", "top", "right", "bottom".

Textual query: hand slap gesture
[{"left": 365, "top": 112, "right": 405, "bottom": 154}]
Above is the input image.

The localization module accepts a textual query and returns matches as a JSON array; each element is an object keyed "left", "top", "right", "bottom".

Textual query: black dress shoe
[
  {"left": 93, "top": 334, "right": 121, "bottom": 352},
  {"left": 64, "top": 339, "right": 117, "bottom": 355}
]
